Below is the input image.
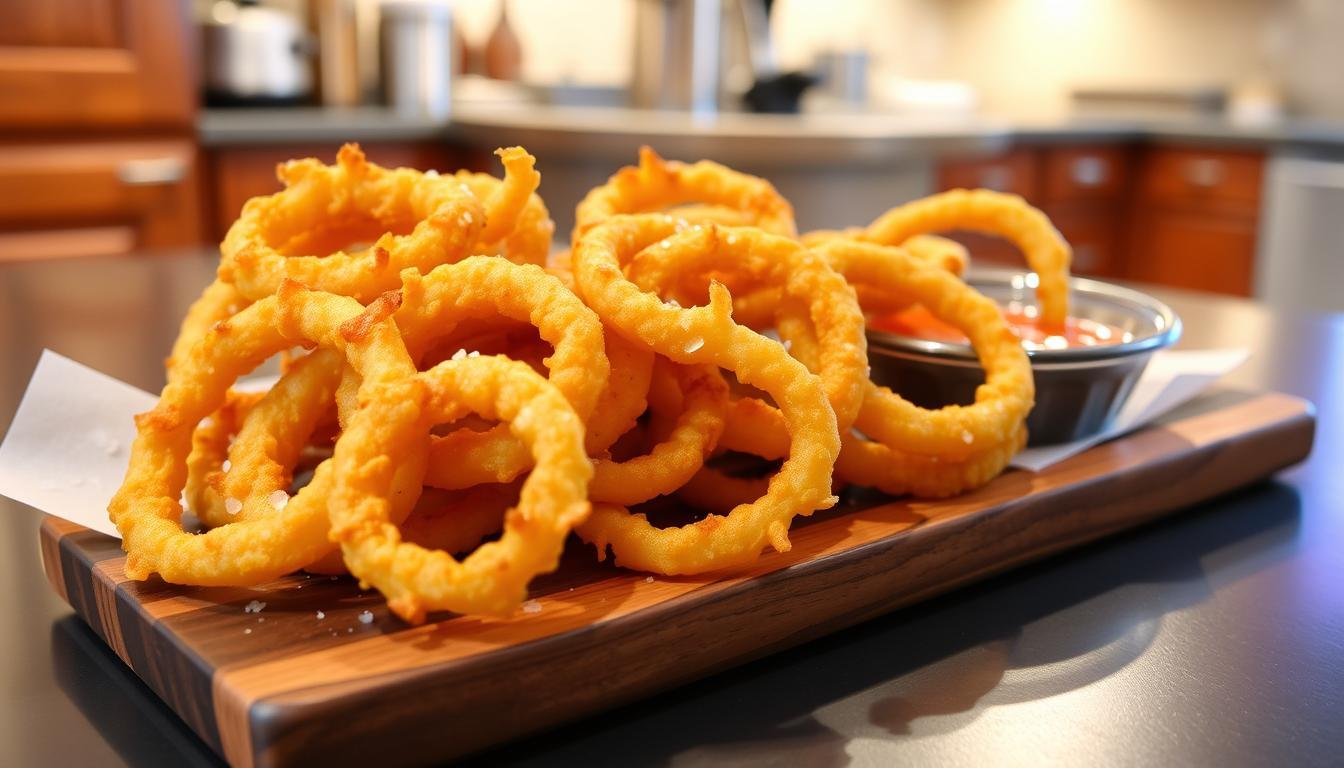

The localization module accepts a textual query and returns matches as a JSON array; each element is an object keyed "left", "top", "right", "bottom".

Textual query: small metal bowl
[{"left": 866, "top": 269, "right": 1182, "bottom": 446}]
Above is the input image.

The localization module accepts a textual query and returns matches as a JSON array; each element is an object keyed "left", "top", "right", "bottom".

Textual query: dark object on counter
[
  {"left": 741, "top": 71, "right": 815, "bottom": 113},
  {"left": 1071, "top": 85, "right": 1227, "bottom": 119},
  {"left": 631, "top": 0, "right": 779, "bottom": 113},
  {"left": 312, "top": 0, "right": 361, "bottom": 107},
  {"left": 202, "top": 0, "right": 313, "bottom": 106},
  {"left": 484, "top": 4, "right": 523, "bottom": 81},
  {"left": 867, "top": 270, "right": 1182, "bottom": 445}
]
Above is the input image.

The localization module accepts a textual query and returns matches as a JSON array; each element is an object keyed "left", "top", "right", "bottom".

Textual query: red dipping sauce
[{"left": 870, "top": 304, "right": 1134, "bottom": 351}]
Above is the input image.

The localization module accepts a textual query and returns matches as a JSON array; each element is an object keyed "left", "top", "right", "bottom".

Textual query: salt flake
[
  {"left": 224, "top": 497, "right": 243, "bottom": 516},
  {"left": 244, "top": 600, "right": 266, "bottom": 614},
  {"left": 268, "top": 489, "right": 289, "bottom": 511},
  {"left": 358, "top": 610, "right": 374, "bottom": 624},
  {"left": 521, "top": 599, "right": 542, "bottom": 614}
]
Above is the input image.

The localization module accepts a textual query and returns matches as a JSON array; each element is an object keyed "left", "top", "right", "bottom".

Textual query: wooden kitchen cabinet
[
  {"left": 936, "top": 144, "right": 1129, "bottom": 278},
  {"left": 934, "top": 148, "right": 1041, "bottom": 266},
  {"left": 937, "top": 142, "right": 1263, "bottom": 294},
  {"left": 0, "top": 0, "right": 195, "bottom": 129},
  {"left": 207, "top": 143, "right": 470, "bottom": 240},
  {"left": 1041, "top": 205, "right": 1124, "bottom": 278},
  {"left": 1127, "top": 206, "right": 1258, "bottom": 296},
  {"left": 0, "top": 139, "right": 203, "bottom": 261},
  {"left": 1126, "top": 146, "right": 1263, "bottom": 296},
  {"left": 0, "top": 0, "right": 202, "bottom": 259}
]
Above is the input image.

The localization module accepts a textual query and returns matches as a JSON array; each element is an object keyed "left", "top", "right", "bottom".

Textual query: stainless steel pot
[{"left": 202, "top": 0, "right": 313, "bottom": 105}]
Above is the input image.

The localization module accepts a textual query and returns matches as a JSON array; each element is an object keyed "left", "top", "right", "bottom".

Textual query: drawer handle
[
  {"left": 118, "top": 157, "right": 187, "bottom": 186},
  {"left": 1070, "top": 156, "right": 1106, "bottom": 187},
  {"left": 1184, "top": 158, "right": 1224, "bottom": 188},
  {"left": 978, "top": 167, "right": 1010, "bottom": 191}
]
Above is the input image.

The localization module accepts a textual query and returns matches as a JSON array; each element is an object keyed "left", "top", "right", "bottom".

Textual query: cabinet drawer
[
  {"left": 1136, "top": 146, "right": 1264, "bottom": 214},
  {"left": 1128, "top": 210, "right": 1256, "bottom": 296},
  {"left": 1042, "top": 145, "right": 1129, "bottom": 203},
  {"left": 936, "top": 148, "right": 1039, "bottom": 199},
  {"left": 0, "top": 0, "right": 193, "bottom": 128},
  {"left": 1042, "top": 204, "right": 1124, "bottom": 278},
  {"left": 0, "top": 139, "right": 202, "bottom": 260}
]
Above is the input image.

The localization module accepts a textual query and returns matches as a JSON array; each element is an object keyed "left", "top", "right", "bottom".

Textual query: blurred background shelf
[{"left": 3, "top": 0, "right": 1344, "bottom": 309}]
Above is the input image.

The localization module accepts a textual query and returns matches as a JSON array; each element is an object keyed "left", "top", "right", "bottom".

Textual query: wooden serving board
[{"left": 40, "top": 389, "right": 1314, "bottom": 768}]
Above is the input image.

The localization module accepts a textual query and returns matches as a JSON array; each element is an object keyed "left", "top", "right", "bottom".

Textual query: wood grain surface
[{"left": 40, "top": 390, "right": 1315, "bottom": 768}]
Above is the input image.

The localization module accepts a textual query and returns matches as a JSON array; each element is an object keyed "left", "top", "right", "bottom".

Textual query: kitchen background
[{"left": 2, "top": 0, "right": 1342, "bottom": 310}]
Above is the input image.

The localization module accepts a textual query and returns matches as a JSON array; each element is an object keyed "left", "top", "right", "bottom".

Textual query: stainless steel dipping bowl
[{"left": 866, "top": 270, "right": 1182, "bottom": 446}]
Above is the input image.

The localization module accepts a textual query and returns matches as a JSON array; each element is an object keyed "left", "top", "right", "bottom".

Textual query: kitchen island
[{"left": 0, "top": 250, "right": 1339, "bottom": 766}]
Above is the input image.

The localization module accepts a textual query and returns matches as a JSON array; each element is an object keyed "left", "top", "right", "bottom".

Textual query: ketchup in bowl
[{"left": 870, "top": 304, "right": 1135, "bottom": 351}]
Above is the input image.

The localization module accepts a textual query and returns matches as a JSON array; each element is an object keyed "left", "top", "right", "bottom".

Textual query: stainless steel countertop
[
  {"left": 198, "top": 104, "right": 1344, "bottom": 164},
  {"left": 1, "top": 250, "right": 1341, "bottom": 766}
]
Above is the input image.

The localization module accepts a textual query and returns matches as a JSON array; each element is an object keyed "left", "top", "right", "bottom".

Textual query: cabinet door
[
  {"left": 1041, "top": 145, "right": 1130, "bottom": 204},
  {"left": 0, "top": 0, "right": 195, "bottom": 129},
  {"left": 1127, "top": 211, "right": 1256, "bottom": 296},
  {"left": 0, "top": 139, "right": 203, "bottom": 261},
  {"left": 1136, "top": 146, "right": 1263, "bottom": 217},
  {"left": 936, "top": 149, "right": 1041, "bottom": 266},
  {"left": 1042, "top": 205, "right": 1123, "bottom": 279}
]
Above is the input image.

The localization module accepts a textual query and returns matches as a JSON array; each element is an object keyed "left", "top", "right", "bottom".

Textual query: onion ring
[
  {"left": 109, "top": 286, "right": 424, "bottom": 585},
  {"left": 860, "top": 188, "right": 1071, "bottom": 325},
  {"left": 220, "top": 144, "right": 536, "bottom": 303},
  {"left": 573, "top": 146, "right": 797, "bottom": 243},
  {"left": 587, "top": 356, "right": 728, "bottom": 506},
  {"left": 395, "top": 258, "right": 608, "bottom": 488},
  {"left": 571, "top": 214, "right": 839, "bottom": 573},
  {"left": 185, "top": 350, "right": 340, "bottom": 530},
  {"left": 328, "top": 355, "right": 591, "bottom": 624}
]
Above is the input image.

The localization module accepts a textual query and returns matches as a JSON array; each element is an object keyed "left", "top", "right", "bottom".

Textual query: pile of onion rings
[{"left": 110, "top": 143, "right": 1065, "bottom": 624}]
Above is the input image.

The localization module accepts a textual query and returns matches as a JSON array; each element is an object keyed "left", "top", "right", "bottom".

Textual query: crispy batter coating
[
  {"left": 329, "top": 356, "right": 591, "bottom": 623},
  {"left": 399, "top": 258, "right": 609, "bottom": 489},
  {"left": 588, "top": 357, "right": 728, "bottom": 506},
  {"left": 573, "top": 146, "right": 797, "bottom": 244},
  {"left": 571, "top": 214, "right": 840, "bottom": 573},
  {"left": 109, "top": 287, "right": 424, "bottom": 585},
  {"left": 860, "top": 188, "right": 1071, "bottom": 326},
  {"left": 219, "top": 144, "right": 540, "bottom": 303}
]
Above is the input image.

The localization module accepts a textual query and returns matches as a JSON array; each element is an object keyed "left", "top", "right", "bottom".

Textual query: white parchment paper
[{"left": 1009, "top": 348, "right": 1249, "bottom": 471}]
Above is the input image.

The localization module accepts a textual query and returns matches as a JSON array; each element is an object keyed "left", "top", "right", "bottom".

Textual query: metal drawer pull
[
  {"left": 118, "top": 157, "right": 187, "bottom": 186},
  {"left": 1184, "top": 158, "right": 1224, "bottom": 188},
  {"left": 979, "top": 167, "right": 1010, "bottom": 191},
  {"left": 1071, "top": 156, "right": 1106, "bottom": 187}
]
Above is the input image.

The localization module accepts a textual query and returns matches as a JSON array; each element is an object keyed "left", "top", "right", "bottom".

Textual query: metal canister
[{"left": 379, "top": 0, "right": 454, "bottom": 118}]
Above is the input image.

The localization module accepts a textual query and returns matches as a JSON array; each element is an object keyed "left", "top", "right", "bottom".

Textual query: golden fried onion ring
[
  {"left": 860, "top": 188, "right": 1071, "bottom": 326},
  {"left": 573, "top": 146, "right": 798, "bottom": 243},
  {"left": 219, "top": 144, "right": 538, "bottom": 303},
  {"left": 571, "top": 214, "right": 840, "bottom": 573},
  {"left": 395, "top": 258, "right": 608, "bottom": 488},
  {"left": 109, "top": 286, "right": 423, "bottom": 585},
  {"left": 328, "top": 355, "right": 591, "bottom": 624}
]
